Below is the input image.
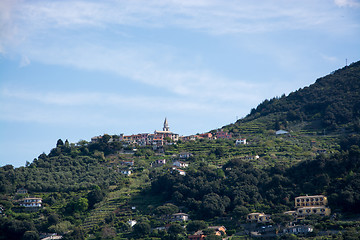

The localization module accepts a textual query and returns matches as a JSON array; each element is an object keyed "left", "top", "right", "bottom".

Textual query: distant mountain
[{"left": 232, "top": 60, "right": 360, "bottom": 133}]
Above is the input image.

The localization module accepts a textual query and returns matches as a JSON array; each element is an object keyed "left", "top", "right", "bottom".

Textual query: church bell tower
[{"left": 163, "top": 118, "right": 170, "bottom": 132}]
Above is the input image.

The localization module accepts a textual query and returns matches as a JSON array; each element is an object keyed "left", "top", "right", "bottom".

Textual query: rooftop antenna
[{"left": 346, "top": 58, "right": 348, "bottom": 66}]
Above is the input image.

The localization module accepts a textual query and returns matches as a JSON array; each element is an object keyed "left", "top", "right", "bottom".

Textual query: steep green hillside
[
  {"left": 227, "top": 61, "right": 360, "bottom": 133},
  {"left": 1, "top": 62, "right": 360, "bottom": 239}
]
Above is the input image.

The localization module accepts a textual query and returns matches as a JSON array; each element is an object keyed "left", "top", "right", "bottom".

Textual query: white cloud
[
  {"left": 19, "top": 55, "right": 30, "bottom": 67},
  {"left": 0, "top": 88, "right": 245, "bottom": 127},
  {"left": 19, "top": 41, "right": 262, "bottom": 103},
  {"left": 334, "top": 0, "right": 360, "bottom": 7}
]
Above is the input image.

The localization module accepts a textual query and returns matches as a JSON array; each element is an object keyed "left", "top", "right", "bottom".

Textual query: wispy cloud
[
  {"left": 334, "top": 0, "right": 360, "bottom": 7},
  {"left": 1, "top": 0, "right": 356, "bottom": 50},
  {"left": 11, "top": 0, "right": 356, "bottom": 33},
  {"left": 20, "top": 42, "right": 262, "bottom": 103},
  {"left": 0, "top": 88, "right": 242, "bottom": 126}
]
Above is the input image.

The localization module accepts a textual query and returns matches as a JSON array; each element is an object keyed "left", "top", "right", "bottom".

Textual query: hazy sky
[{"left": 1, "top": 0, "right": 360, "bottom": 167}]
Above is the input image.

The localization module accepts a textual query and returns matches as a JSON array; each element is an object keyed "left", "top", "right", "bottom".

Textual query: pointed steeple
[{"left": 163, "top": 117, "right": 170, "bottom": 132}]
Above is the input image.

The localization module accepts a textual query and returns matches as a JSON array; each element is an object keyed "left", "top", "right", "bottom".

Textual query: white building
[
  {"left": 20, "top": 198, "right": 42, "bottom": 208},
  {"left": 235, "top": 138, "right": 247, "bottom": 145},
  {"left": 173, "top": 161, "right": 189, "bottom": 168}
]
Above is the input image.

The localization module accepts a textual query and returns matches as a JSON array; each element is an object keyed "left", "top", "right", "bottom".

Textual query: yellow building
[
  {"left": 247, "top": 213, "right": 271, "bottom": 223},
  {"left": 295, "top": 195, "right": 328, "bottom": 208},
  {"left": 296, "top": 206, "right": 331, "bottom": 217},
  {"left": 292, "top": 195, "right": 330, "bottom": 218}
]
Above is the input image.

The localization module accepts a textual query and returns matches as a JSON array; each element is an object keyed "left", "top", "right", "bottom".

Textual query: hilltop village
[{"left": 91, "top": 118, "right": 237, "bottom": 146}]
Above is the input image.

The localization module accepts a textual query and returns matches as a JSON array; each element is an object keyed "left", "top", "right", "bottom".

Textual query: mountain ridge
[{"left": 226, "top": 60, "right": 360, "bottom": 134}]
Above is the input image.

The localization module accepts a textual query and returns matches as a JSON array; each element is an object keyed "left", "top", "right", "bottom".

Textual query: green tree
[
  {"left": 56, "top": 139, "right": 64, "bottom": 147},
  {"left": 64, "top": 139, "right": 70, "bottom": 148},
  {"left": 233, "top": 206, "right": 250, "bottom": 220},
  {"left": 47, "top": 213, "right": 60, "bottom": 225},
  {"left": 22, "top": 231, "right": 39, "bottom": 240},
  {"left": 168, "top": 223, "right": 185, "bottom": 235},
  {"left": 76, "top": 198, "right": 88, "bottom": 212},
  {"left": 186, "top": 220, "right": 208, "bottom": 233},
  {"left": 102, "top": 134, "right": 111, "bottom": 143},
  {"left": 87, "top": 186, "right": 105, "bottom": 208},
  {"left": 133, "top": 222, "right": 151, "bottom": 237},
  {"left": 201, "top": 193, "right": 226, "bottom": 217},
  {"left": 154, "top": 203, "right": 179, "bottom": 215}
]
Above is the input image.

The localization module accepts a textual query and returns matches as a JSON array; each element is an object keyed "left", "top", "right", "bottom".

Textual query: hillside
[
  {"left": 1, "top": 62, "right": 360, "bottom": 240},
  {"left": 226, "top": 60, "right": 360, "bottom": 133}
]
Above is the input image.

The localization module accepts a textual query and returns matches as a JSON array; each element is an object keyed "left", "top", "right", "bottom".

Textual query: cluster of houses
[
  {"left": 91, "top": 118, "right": 245, "bottom": 147},
  {"left": 188, "top": 226, "right": 227, "bottom": 240},
  {"left": 151, "top": 158, "right": 189, "bottom": 176},
  {"left": 247, "top": 194, "right": 331, "bottom": 236},
  {"left": 113, "top": 152, "right": 191, "bottom": 176},
  {"left": 128, "top": 212, "right": 226, "bottom": 240},
  {"left": 13, "top": 188, "right": 43, "bottom": 209}
]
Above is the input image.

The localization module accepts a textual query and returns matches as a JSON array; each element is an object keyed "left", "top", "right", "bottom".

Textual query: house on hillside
[
  {"left": 188, "top": 226, "right": 226, "bottom": 240},
  {"left": 208, "top": 226, "right": 227, "bottom": 236},
  {"left": 127, "top": 220, "right": 137, "bottom": 227},
  {"left": 235, "top": 138, "right": 247, "bottom": 145},
  {"left": 20, "top": 197, "right": 42, "bottom": 208},
  {"left": 283, "top": 225, "right": 314, "bottom": 234},
  {"left": 170, "top": 213, "right": 189, "bottom": 222},
  {"left": 16, "top": 188, "right": 28, "bottom": 195},
  {"left": 121, "top": 160, "right": 134, "bottom": 166},
  {"left": 120, "top": 169, "right": 132, "bottom": 176},
  {"left": 179, "top": 152, "right": 192, "bottom": 159},
  {"left": 247, "top": 213, "right": 271, "bottom": 223},
  {"left": 295, "top": 195, "right": 328, "bottom": 208},
  {"left": 180, "top": 135, "right": 197, "bottom": 141},
  {"left": 197, "top": 133, "right": 214, "bottom": 140},
  {"left": 216, "top": 131, "right": 232, "bottom": 139},
  {"left": 151, "top": 159, "right": 167, "bottom": 167},
  {"left": 172, "top": 168, "right": 186, "bottom": 176},
  {"left": 188, "top": 231, "right": 206, "bottom": 240},
  {"left": 173, "top": 160, "right": 189, "bottom": 168},
  {"left": 239, "top": 155, "right": 259, "bottom": 161},
  {"left": 288, "top": 195, "right": 331, "bottom": 219},
  {"left": 276, "top": 130, "right": 289, "bottom": 135}
]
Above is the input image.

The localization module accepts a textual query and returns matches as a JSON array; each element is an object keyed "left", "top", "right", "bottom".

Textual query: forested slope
[
  {"left": 151, "top": 135, "right": 360, "bottom": 218},
  {"left": 235, "top": 61, "right": 360, "bottom": 131}
]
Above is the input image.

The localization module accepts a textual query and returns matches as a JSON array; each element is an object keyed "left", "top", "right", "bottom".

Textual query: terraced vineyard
[{"left": 81, "top": 173, "right": 146, "bottom": 232}]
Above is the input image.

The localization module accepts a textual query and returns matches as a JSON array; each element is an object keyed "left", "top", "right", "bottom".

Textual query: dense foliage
[
  {"left": 0, "top": 139, "right": 124, "bottom": 194},
  {"left": 241, "top": 61, "right": 360, "bottom": 131},
  {"left": 151, "top": 136, "right": 360, "bottom": 218}
]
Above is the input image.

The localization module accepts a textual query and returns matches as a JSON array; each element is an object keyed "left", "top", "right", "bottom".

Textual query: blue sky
[{"left": 1, "top": 0, "right": 360, "bottom": 167}]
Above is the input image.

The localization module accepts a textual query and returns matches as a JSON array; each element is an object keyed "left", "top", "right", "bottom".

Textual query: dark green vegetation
[
  {"left": 234, "top": 61, "right": 360, "bottom": 132},
  {"left": 151, "top": 139, "right": 360, "bottom": 217},
  {"left": 1, "top": 61, "right": 360, "bottom": 239}
]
